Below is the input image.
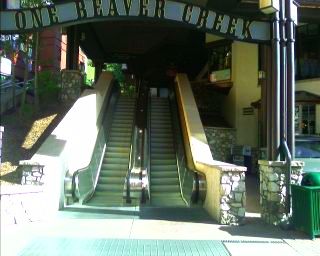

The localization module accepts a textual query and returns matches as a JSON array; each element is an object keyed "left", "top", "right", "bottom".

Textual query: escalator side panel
[
  {"left": 174, "top": 74, "right": 215, "bottom": 170},
  {"left": 169, "top": 91, "right": 196, "bottom": 205}
]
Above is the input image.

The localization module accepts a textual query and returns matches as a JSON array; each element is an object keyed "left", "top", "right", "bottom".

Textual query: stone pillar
[
  {"left": 60, "top": 70, "right": 83, "bottom": 101},
  {"left": 259, "top": 160, "right": 304, "bottom": 225},
  {"left": 220, "top": 168, "right": 246, "bottom": 225},
  {"left": 204, "top": 127, "right": 236, "bottom": 162}
]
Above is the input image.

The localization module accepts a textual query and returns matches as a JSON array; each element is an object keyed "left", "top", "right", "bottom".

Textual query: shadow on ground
[{"left": 219, "top": 216, "right": 310, "bottom": 240}]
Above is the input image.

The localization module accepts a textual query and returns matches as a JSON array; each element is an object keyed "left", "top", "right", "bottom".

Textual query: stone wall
[
  {"left": 204, "top": 127, "right": 236, "bottom": 162},
  {"left": 259, "top": 160, "right": 304, "bottom": 225},
  {"left": 220, "top": 169, "right": 246, "bottom": 225},
  {"left": 60, "top": 70, "right": 83, "bottom": 101}
]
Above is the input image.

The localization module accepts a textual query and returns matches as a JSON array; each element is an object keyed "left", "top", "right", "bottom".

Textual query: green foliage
[
  {"left": 105, "top": 63, "right": 136, "bottom": 96},
  {"left": 106, "top": 63, "right": 125, "bottom": 83},
  {"left": 37, "top": 70, "right": 60, "bottom": 104},
  {"left": 120, "top": 82, "right": 135, "bottom": 97},
  {"left": 85, "top": 62, "right": 95, "bottom": 86},
  {"left": 19, "top": 103, "right": 34, "bottom": 119}
]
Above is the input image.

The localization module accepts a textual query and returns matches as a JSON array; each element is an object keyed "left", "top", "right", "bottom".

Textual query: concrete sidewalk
[{"left": 1, "top": 206, "right": 319, "bottom": 256}]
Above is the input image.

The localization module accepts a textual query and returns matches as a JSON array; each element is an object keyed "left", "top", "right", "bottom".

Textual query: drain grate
[
  {"left": 223, "top": 240, "right": 285, "bottom": 244},
  {"left": 18, "top": 238, "right": 231, "bottom": 256}
]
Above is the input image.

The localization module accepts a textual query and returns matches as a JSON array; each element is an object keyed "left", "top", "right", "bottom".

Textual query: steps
[
  {"left": 86, "top": 96, "right": 135, "bottom": 207},
  {"left": 149, "top": 97, "right": 186, "bottom": 207}
]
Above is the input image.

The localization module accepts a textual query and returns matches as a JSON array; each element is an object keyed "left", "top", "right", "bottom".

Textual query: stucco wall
[
  {"left": 206, "top": 34, "right": 260, "bottom": 147},
  {"left": 231, "top": 42, "right": 260, "bottom": 147}
]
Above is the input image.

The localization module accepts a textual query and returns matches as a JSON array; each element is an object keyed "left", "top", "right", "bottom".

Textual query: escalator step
[
  {"left": 151, "top": 177, "right": 179, "bottom": 185},
  {"left": 108, "top": 141, "right": 131, "bottom": 147},
  {"left": 112, "top": 119, "right": 134, "bottom": 124},
  {"left": 100, "top": 168, "right": 128, "bottom": 177},
  {"left": 98, "top": 176, "right": 125, "bottom": 184},
  {"left": 151, "top": 147, "right": 174, "bottom": 154},
  {"left": 104, "top": 152, "right": 129, "bottom": 158},
  {"left": 111, "top": 124, "right": 133, "bottom": 129},
  {"left": 150, "top": 142, "right": 173, "bottom": 148},
  {"left": 109, "top": 132, "right": 132, "bottom": 138},
  {"left": 150, "top": 171, "right": 178, "bottom": 178},
  {"left": 151, "top": 153, "right": 176, "bottom": 160},
  {"left": 151, "top": 159, "right": 176, "bottom": 165},
  {"left": 109, "top": 136, "right": 131, "bottom": 143},
  {"left": 110, "top": 127, "right": 133, "bottom": 133},
  {"left": 151, "top": 184, "right": 180, "bottom": 193},
  {"left": 150, "top": 130, "right": 172, "bottom": 135},
  {"left": 96, "top": 184, "right": 124, "bottom": 192},
  {"left": 150, "top": 164, "right": 177, "bottom": 172},
  {"left": 106, "top": 146, "right": 130, "bottom": 153},
  {"left": 103, "top": 157, "right": 129, "bottom": 164},
  {"left": 151, "top": 138, "right": 173, "bottom": 144},
  {"left": 101, "top": 163, "right": 128, "bottom": 170}
]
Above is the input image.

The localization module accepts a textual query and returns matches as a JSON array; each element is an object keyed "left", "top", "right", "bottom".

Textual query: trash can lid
[{"left": 301, "top": 172, "right": 320, "bottom": 186}]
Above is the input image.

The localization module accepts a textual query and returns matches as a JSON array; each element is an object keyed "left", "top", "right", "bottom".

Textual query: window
[
  {"left": 295, "top": 104, "right": 316, "bottom": 135},
  {"left": 207, "top": 40, "right": 232, "bottom": 82},
  {"left": 295, "top": 24, "right": 320, "bottom": 80}
]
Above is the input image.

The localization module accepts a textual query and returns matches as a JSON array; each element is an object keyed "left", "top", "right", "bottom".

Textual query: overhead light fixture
[{"left": 259, "top": 0, "right": 280, "bottom": 14}]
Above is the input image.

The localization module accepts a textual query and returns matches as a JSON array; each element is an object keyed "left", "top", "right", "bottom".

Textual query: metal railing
[{"left": 279, "top": 139, "right": 292, "bottom": 215}]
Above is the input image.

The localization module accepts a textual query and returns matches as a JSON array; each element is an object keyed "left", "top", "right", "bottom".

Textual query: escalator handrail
[{"left": 126, "top": 79, "right": 141, "bottom": 203}]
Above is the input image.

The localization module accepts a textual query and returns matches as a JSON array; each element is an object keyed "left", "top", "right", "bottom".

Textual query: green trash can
[
  {"left": 301, "top": 172, "right": 320, "bottom": 186},
  {"left": 292, "top": 183, "right": 320, "bottom": 239}
]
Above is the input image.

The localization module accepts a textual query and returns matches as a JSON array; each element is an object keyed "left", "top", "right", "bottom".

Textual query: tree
[{"left": 20, "top": 0, "right": 53, "bottom": 112}]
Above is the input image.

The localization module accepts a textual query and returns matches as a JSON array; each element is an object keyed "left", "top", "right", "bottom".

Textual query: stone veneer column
[
  {"left": 61, "top": 70, "right": 83, "bottom": 101},
  {"left": 259, "top": 160, "right": 304, "bottom": 225},
  {"left": 219, "top": 167, "right": 246, "bottom": 225},
  {"left": 204, "top": 127, "right": 236, "bottom": 162}
]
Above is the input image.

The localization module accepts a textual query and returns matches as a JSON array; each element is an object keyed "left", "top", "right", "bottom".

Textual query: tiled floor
[
  {"left": 3, "top": 205, "right": 318, "bottom": 256},
  {"left": 1, "top": 176, "right": 319, "bottom": 256},
  {"left": 18, "top": 238, "right": 230, "bottom": 256}
]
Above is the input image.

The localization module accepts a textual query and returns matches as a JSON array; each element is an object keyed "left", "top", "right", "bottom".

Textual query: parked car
[{"left": 295, "top": 135, "right": 320, "bottom": 172}]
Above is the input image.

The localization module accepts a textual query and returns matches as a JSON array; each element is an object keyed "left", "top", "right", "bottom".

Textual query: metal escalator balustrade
[
  {"left": 149, "top": 97, "right": 186, "bottom": 207},
  {"left": 85, "top": 96, "right": 136, "bottom": 207}
]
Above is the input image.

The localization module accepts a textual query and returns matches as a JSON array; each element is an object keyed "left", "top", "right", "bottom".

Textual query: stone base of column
[
  {"left": 258, "top": 160, "right": 304, "bottom": 225},
  {"left": 219, "top": 168, "right": 246, "bottom": 225},
  {"left": 61, "top": 70, "right": 83, "bottom": 101}
]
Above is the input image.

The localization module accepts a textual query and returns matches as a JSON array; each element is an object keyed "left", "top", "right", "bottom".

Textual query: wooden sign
[{"left": 0, "top": 0, "right": 271, "bottom": 43}]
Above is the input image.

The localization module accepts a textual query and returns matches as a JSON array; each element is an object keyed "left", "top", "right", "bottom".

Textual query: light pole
[
  {"left": 259, "top": 0, "right": 281, "bottom": 161},
  {"left": 260, "top": 0, "right": 298, "bottom": 217}
]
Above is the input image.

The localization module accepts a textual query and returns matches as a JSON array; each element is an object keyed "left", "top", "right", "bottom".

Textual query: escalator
[
  {"left": 149, "top": 97, "right": 186, "bottom": 207},
  {"left": 65, "top": 74, "right": 204, "bottom": 210},
  {"left": 86, "top": 96, "right": 135, "bottom": 207}
]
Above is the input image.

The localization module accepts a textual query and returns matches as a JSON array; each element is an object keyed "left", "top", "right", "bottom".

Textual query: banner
[{"left": 0, "top": 0, "right": 270, "bottom": 43}]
